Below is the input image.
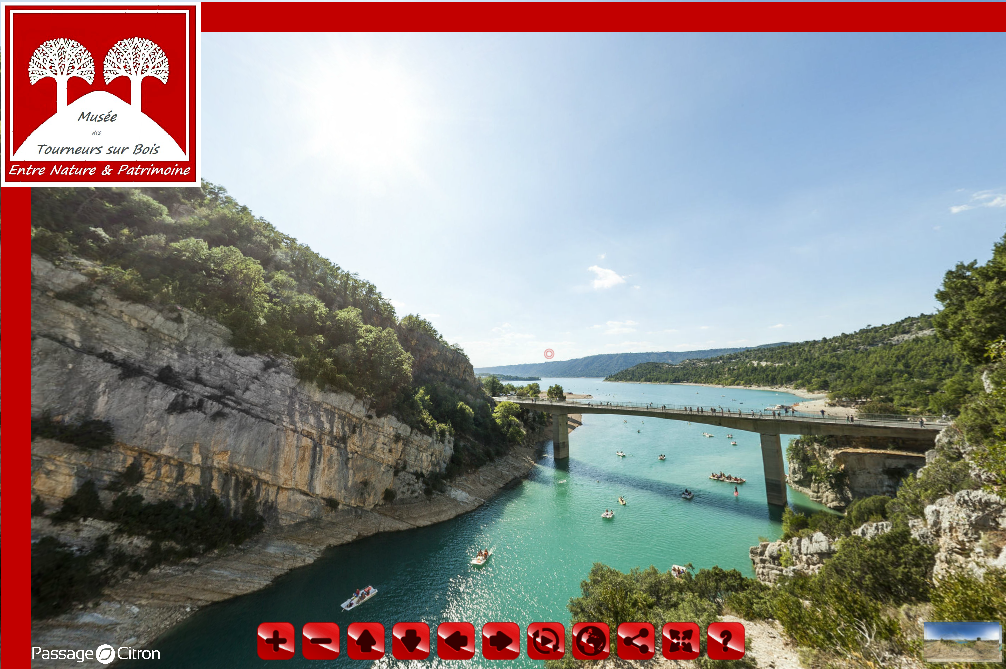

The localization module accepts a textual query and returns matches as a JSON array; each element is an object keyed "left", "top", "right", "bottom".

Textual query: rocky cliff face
[
  {"left": 924, "top": 489, "right": 1006, "bottom": 580},
  {"left": 31, "top": 256, "right": 456, "bottom": 524},
  {"left": 787, "top": 435, "right": 927, "bottom": 509},
  {"left": 749, "top": 532, "right": 836, "bottom": 584}
]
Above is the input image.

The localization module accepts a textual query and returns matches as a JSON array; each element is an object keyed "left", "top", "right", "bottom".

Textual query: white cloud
[
  {"left": 422, "top": 313, "right": 441, "bottom": 319},
  {"left": 390, "top": 299, "right": 406, "bottom": 311},
  {"left": 698, "top": 325, "right": 711, "bottom": 330},
  {"left": 603, "top": 320, "right": 638, "bottom": 335},
  {"left": 588, "top": 265, "right": 626, "bottom": 289},
  {"left": 950, "top": 189, "right": 1006, "bottom": 214},
  {"left": 599, "top": 253, "right": 606, "bottom": 260},
  {"left": 769, "top": 323, "right": 786, "bottom": 329},
  {"left": 633, "top": 285, "right": 641, "bottom": 290}
]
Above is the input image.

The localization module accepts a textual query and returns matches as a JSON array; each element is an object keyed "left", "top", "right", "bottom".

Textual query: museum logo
[{"left": 2, "top": 3, "right": 199, "bottom": 185}]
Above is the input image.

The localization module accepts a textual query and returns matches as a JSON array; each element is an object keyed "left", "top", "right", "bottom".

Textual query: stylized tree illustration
[
  {"left": 28, "top": 38, "right": 95, "bottom": 111},
  {"left": 103, "top": 37, "right": 169, "bottom": 111}
]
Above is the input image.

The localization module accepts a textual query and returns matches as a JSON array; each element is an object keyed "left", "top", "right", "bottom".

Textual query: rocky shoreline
[{"left": 30, "top": 435, "right": 560, "bottom": 665}]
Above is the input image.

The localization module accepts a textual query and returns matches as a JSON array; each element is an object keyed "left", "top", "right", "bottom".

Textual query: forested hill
[
  {"left": 605, "top": 316, "right": 978, "bottom": 414},
  {"left": 475, "top": 345, "right": 787, "bottom": 379},
  {"left": 31, "top": 185, "right": 540, "bottom": 468}
]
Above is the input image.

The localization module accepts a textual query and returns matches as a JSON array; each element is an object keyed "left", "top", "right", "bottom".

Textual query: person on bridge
[
  {"left": 820, "top": 409, "right": 826, "bottom": 417},
  {"left": 919, "top": 418, "right": 926, "bottom": 427}
]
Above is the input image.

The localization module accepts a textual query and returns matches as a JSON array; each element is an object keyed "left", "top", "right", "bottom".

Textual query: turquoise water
[{"left": 126, "top": 380, "right": 828, "bottom": 668}]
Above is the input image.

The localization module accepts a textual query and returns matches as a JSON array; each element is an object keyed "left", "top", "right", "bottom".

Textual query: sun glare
[{"left": 301, "top": 54, "right": 423, "bottom": 175}]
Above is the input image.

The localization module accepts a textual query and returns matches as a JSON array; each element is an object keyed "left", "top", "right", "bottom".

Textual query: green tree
[
  {"left": 547, "top": 384, "right": 566, "bottom": 401},
  {"left": 492, "top": 401, "right": 526, "bottom": 444},
  {"left": 482, "top": 375, "right": 505, "bottom": 397},
  {"left": 934, "top": 232, "right": 1006, "bottom": 365}
]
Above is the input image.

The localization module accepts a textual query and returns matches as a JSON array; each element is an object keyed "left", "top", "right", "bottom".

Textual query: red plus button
[{"left": 257, "top": 622, "right": 294, "bottom": 660}]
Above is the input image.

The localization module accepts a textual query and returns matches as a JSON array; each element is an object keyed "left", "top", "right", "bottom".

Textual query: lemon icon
[{"left": 96, "top": 644, "right": 115, "bottom": 664}]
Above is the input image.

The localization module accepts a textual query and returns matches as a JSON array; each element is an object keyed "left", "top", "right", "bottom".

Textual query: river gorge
[{"left": 116, "top": 379, "right": 827, "bottom": 668}]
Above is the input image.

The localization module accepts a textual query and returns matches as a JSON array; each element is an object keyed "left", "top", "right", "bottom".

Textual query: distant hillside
[
  {"left": 606, "top": 316, "right": 977, "bottom": 414},
  {"left": 475, "top": 345, "right": 787, "bottom": 379}
]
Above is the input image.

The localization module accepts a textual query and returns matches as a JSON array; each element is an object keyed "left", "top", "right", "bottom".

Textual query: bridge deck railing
[{"left": 494, "top": 397, "right": 948, "bottom": 430}]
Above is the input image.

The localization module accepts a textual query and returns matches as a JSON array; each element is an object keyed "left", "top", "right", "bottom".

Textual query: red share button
[{"left": 617, "top": 623, "right": 655, "bottom": 660}]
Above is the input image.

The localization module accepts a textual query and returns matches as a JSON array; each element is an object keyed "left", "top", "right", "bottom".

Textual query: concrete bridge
[{"left": 498, "top": 397, "right": 944, "bottom": 507}]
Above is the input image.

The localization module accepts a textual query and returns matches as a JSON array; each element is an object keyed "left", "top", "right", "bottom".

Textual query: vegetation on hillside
[
  {"left": 606, "top": 316, "right": 976, "bottom": 414},
  {"left": 32, "top": 474, "right": 265, "bottom": 619},
  {"left": 31, "top": 185, "right": 543, "bottom": 471},
  {"left": 475, "top": 346, "right": 783, "bottom": 379},
  {"left": 559, "top": 231, "right": 1006, "bottom": 668}
]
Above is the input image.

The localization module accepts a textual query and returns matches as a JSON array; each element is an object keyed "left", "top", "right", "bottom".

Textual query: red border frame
[
  {"left": 202, "top": 2, "right": 1006, "bottom": 32},
  {"left": 5, "top": 4, "right": 1003, "bottom": 667}
]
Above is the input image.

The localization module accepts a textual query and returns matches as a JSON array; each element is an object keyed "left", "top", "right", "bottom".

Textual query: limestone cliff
[
  {"left": 31, "top": 255, "right": 456, "bottom": 525},
  {"left": 786, "top": 435, "right": 927, "bottom": 509},
  {"left": 924, "top": 489, "right": 1006, "bottom": 580}
]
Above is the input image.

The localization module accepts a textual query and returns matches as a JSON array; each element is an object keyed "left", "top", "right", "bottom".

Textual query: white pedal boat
[{"left": 341, "top": 586, "right": 378, "bottom": 611}]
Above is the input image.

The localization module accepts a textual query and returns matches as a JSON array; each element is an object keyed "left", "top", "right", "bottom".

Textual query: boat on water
[
  {"left": 709, "top": 473, "right": 746, "bottom": 484},
  {"left": 681, "top": 490, "right": 694, "bottom": 500},
  {"left": 341, "top": 586, "right": 378, "bottom": 611},
  {"left": 702, "top": 432, "right": 714, "bottom": 438},
  {"left": 726, "top": 434, "right": 734, "bottom": 438},
  {"left": 471, "top": 549, "right": 492, "bottom": 566},
  {"left": 618, "top": 496, "right": 626, "bottom": 505},
  {"left": 731, "top": 441, "right": 738, "bottom": 446},
  {"left": 658, "top": 454, "right": 666, "bottom": 460},
  {"left": 601, "top": 510, "right": 615, "bottom": 519},
  {"left": 616, "top": 451, "right": 626, "bottom": 457}
]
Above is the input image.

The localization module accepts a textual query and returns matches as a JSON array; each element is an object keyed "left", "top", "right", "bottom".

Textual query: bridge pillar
[
  {"left": 552, "top": 413, "right": 569, "bottom": 459},
  {"left": 759, "top": 433, "right": 788, "bottom": 507}
]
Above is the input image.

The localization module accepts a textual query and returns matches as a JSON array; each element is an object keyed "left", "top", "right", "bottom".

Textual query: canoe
[{"left": 341, "top": 586, "right": 378, "bottom": 611}]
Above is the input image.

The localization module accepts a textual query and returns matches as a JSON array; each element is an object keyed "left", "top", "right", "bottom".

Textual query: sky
[
  {"left": 925, "top": 621, "right": 1002, "bottom": 642},
  {"left": 201, "top": 33, "right": 1006, "bottom": 367}
]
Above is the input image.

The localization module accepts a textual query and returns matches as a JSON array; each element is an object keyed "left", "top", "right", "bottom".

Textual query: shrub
[
  {"left": 889, "top": 452, "right": 977, "bottom": 521},
  {"left": 105, "top": 460, "right": 145, "bottom": 492},
  {"left": 930, "top": 567, "right": 1006, "bottom": 624},
  {"left": 324, "top": 497, "right": 339, "bottom": 510},
  {"left": 51, "top": 480, "right": 104, "bottom": 523},
  {"left": 818, "top": 528, "right": 935, "bottom": 604},
  {"left": 774, "top": 575, "right": 902, "bottom": 653},
  {"left": 31, "top": 495, "right": 47, "bottom": 517},
  {"left": 31, "top": 537, "right": 107, "bottom": 618},
  {"left": 31, "top": 413, "right": 116, "bottom": 450},
  {"left": 383, "top": 487, "right": 396, "bottom": 503}
]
